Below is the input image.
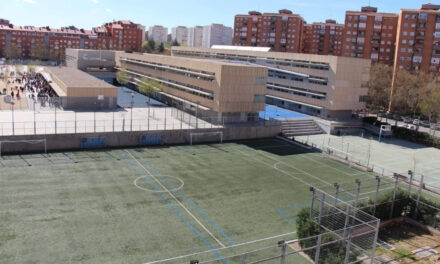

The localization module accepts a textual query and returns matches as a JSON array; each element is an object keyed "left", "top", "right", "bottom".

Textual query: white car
[{"left": 412, "top": 119, "right": 420, "bottom": 125}]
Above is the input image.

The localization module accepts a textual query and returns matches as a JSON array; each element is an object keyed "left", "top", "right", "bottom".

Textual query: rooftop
[
  {"left": 210, "top": 45, "right": 272, "bottom": 52},
  {"left": 44, "top": 67, "right": 116, "bottom": 89}
]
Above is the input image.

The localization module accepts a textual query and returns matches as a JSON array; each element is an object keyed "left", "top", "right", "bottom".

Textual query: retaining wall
[{"left": 0, "top": 124, "right": 281, "bottom": 155}]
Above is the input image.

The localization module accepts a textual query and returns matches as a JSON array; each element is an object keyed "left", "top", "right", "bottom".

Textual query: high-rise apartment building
[
  {"left": 233, "top": 9, "right": 304, "bottom": 53},
  {"left": 302, "top": 20, "right": 344, "bottom": 56},
  {"left": 0, "top": 20, "right": 143, "bottom": 60},
  {"left": 341, "top": 6, "right": 398, "bottom": 65},
  {"left": 202, "top": 24, "right": 232, "bottom": 48},
  {"left": 171, "top": 26, "right": 188, "bottom": 45},
  {"left": 394, "top": 3, "right": 440, "bottom": 73},
  {"left": 148, "top": 25, "right": 168, "bottom": 44},
  {"left": 187, "top": 26, "right": 204, "bottom": 47}
]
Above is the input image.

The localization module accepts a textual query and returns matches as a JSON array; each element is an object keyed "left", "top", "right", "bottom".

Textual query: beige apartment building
[
  {"left": 114, "top": 51, "right": 267, "bottom": 122},
  {"left": 172, "top": 46, "right": 371, "bottom": 119}
]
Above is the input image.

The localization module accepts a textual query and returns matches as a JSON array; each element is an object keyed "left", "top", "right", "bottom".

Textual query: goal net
[
  {"left": 0, "top": 139, "right": 47, "bottom": 156},
  {"left": 190, "top": 131, "right": 223, "bottom": 145},
  {"left": 322, "top": 144, "right": 353, "bottom": 165}
]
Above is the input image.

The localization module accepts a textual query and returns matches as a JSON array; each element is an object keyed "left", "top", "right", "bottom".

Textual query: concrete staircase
[{"left": 281, "top": 119, "right": 324, "bottom": 137}]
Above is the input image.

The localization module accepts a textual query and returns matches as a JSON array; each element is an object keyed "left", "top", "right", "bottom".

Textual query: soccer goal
[
  {"left": 322, "top": 144, "right": 353, "bottom": 165},
  {"left": 190, "top": 131, "right": 223, "bottom": 145},
  {"left": 0, "top": 139, "right": 47, "bottom": 156}
]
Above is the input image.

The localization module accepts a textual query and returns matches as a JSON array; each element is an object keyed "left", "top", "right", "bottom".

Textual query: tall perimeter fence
[
  {"left": 295, "top": 136, "right": 440, "bottom": 229},
  {"left": 0, "top": 97, "right": 280, "bottom": 136}
]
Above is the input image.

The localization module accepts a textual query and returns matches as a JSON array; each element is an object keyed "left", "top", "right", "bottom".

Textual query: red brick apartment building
[
  {"left": 0, "top": 20, "right": 143, "bottom": 60},
  {"left": 341, "top": 6, "right": 398, "bottom": 65},
  {"left": 233, "top": 9, "right": 304, "bottom": 53},
  {"left": 302, "top": 19, "right": 344, "bottom": 56},
  {"left": 394, "top": 3, "right": 440, "bottom": 73}
]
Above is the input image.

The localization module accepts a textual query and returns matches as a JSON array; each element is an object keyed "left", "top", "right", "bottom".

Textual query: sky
[{"left": 0, "top": 0, "right": 433, "bottom": 30}]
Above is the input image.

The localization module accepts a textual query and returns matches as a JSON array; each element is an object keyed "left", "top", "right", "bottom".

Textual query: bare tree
[{"left": 367, "top": 63, "right": 393, "bottom": 111}]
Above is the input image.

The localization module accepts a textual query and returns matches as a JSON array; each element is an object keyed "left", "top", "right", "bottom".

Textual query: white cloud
[
  {"left": 90, "top": 0, "right": 99, "bottom": 3},
  {"left": 105, "top": 8, "right": 111, "bottom": 13}
]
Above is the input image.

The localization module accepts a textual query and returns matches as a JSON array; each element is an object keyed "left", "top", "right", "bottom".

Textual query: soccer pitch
[{"left": 0, "top": 139, "right": 380, "bottom": 264}]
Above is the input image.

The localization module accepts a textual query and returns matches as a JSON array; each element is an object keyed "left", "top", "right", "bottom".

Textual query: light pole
[
  {"left": 147, "top": 100, "right": 150, "bottom": 131},
  {"left": 130, "top": 92, "right": 134, "bottom": 131},
  {"left": 33, "top": 99, "right": 36, "bottom": 135},
  {"left": 11, "top": 102, "right": 15, "bottom": 136},
  {"left": 54, "top": 99, "right": 57, "bottom": 134}
]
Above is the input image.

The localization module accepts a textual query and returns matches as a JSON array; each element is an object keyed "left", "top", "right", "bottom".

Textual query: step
[
  {"left": 283, "top": 131, "right": 324, "bottom": 137},
  {"left": 282, "top": 128, "right": 322, "bottom": 133}
]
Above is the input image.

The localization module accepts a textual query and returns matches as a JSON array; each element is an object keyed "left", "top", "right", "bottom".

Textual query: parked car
[
  {"left": 406, "top": 124, "right": 417, "bottom": 130},
  {"left": 402, "top": 117, "right": 412, "bottom": 123},
  {"left": 412, "top": 119, "right": 420, "bottom": 125},
  {"left": 421, "top": 120, "right": 430, "bottom": 128}
]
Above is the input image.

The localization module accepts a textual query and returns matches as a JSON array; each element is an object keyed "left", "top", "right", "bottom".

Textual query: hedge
[{"left": 392, "top": 126, "right": 440, "bottom": 149}]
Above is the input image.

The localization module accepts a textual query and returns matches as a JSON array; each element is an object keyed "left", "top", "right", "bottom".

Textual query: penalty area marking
[{"left": 134, "top": 176, "right": 184, "bottom": 193}]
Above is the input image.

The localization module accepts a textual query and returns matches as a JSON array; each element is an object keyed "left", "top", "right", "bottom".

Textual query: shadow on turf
[{"left": 238, "top": 139, "right": 312, "bottom": 156}]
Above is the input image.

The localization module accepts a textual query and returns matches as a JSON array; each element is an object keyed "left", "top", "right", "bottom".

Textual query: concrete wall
[{"left": 0, "top": 124, "right": 281, "bottom": 155}]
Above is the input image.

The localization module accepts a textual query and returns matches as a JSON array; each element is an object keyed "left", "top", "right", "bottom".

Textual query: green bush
[
  {"left": 392, "top": 126, "right": 440, "bottom": 149},
  {"left": 296, "top": 207, "right": 358, "bottom": 264}
]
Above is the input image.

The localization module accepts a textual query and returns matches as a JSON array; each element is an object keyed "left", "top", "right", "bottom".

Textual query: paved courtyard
[{"left": 296, "top": 133, "right": 440, "bottom": 190}]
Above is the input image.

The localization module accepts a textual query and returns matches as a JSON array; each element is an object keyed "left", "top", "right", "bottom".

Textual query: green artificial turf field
[{"left": 0, "top": 138, "right": 381, "bottom": 264}]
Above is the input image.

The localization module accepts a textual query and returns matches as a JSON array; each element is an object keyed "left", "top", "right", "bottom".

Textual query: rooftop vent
[
  {"left": 279, "top": 9, "right": 293, "bottom": 14},
  {"left": 421, "top": 3, "right": 440, "bottom": 10},
  {"left": 248, "top": 11, "right": 262, "bottom": 16},
  {"left": 361, "top": 6, "right": 378, "bottom": 12}
]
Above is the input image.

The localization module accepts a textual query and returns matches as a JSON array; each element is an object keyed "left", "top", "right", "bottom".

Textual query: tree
[
  {"left": 367, "top": 63, "right": 393, "bottom": 111},
  {"left": 141, "top": 41, "right": 152, "bottom": 53},
  {"left": 116, "top": 68, "right": 129, "bottom": 86},
  {"left": 172, "top": 39, "right": 180, "bottom": 46},
  {"left": 148, "top": 39, "right": 156, "bottom": 52},
  {"left": 392, "top": 69, "right": 431, "bottom": 117},
  {"left": 420, "top": 82, "right": 440, "bottom": 123},
  {"left": 138, "top": 77, "right": 163, "bottom": 128},
  {"left": 158, "top": 43, "right": 165, "bottom": 53},
  {"left": 31, "top": 42, "right": 47, "bottom": 60},
  {"left": 137, "top": 77, "right": 163, "bottom": 105}
]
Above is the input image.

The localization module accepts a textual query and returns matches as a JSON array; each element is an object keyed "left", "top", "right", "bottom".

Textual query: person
[{"left": 11, "top": 90, "right": 14, "bottom": 98}]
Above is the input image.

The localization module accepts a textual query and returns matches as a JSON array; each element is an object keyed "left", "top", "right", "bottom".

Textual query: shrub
[{"left": 392, "top": 126, "right": 440, "bottom": 149}]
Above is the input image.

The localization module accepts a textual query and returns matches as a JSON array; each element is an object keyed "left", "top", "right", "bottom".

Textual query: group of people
[{"left": 0, "top": 68, "right": 59, "bottom": 108}]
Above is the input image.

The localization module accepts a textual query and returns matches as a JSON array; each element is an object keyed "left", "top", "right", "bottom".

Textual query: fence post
[
  {"left": 389, "top": 175, "right": 399, "bottom": 220},
  {"left": 318, "top": 193, "right": 325, "bottom": 226},
  {"left": 407, "top": 170, "right": 414, "bottom": 197},
  {"left": 354, "top": 179, "right": 361, "bottom": 208},
  {"left": 370, "top": 220, "right": 380, "bottom": 264},
  {"left": 334, "top": 183, "right": 340, "bottom": 208},
  {"left": 314, "top": 234, "right": 322, "bottom": 264},
  {"left": 75, "top": 112, "right": 77, "bottom": 134},
  {"left": 240, "top": 254, "right": 246, "bottom": 264},
  {"left": 414, "top": 174, "right": 424, "bottom": 217},
  {"left": 343, "top": 205, "right": 351, "bottom": 238},
  {"left": 310, "top": 187, "right": 315, "bottom": 218},
  {"left": 279, "top": 241, "right": 286, "bottom": 264},
  {"left": 344, "top": 232, "right": 352, "bottom": 264},
  {"left": 373, "top": 176, "right": 381, "bottom": 216}
]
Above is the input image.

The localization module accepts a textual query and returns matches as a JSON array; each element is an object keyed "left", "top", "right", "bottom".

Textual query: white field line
[
  {"left": 234, "top": 147, "right": 326, "bottom": 188},
  {"left": 143, "top": 231, "right": 297, "bottom": 264},
  {"left": 124, "top": 150, "right": 226, "bottom": 248},
  {"left": 301, "top": 154, "right": 370, "bottom": 178},
  {"left": 247, "top": 146, "right": 334, "bottom": 186}
]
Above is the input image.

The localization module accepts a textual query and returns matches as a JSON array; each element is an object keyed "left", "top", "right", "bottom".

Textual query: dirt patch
[{"left": 377, "top": 221, "right": 440, "bottom": 263}]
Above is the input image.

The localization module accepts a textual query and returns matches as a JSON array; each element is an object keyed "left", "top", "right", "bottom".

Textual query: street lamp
[
  {"left": 11, "top": 101, "right": 15, "bottom": 136},
  {"left": 33, "top": 99, "right": 36, "bottom": 135},
  {"left": 130, "top": 92, "right": 134, "bottom": 131}
]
